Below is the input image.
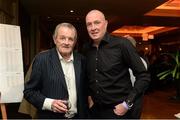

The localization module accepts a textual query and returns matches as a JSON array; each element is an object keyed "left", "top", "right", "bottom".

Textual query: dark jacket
[{"left": 24, "top": 48, "right": 88, "bottom": 118}]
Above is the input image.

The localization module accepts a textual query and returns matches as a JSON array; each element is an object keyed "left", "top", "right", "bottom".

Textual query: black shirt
[{"left": 86, "top": 33, "right": 150, "bottom": 105}]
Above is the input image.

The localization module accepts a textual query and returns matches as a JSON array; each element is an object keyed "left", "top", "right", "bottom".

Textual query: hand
[
  {"left": 51, "top": 99, "right": 68, "bottom": 113},
  {"left": 88, "top": 96, "right": 94, "bottom": 108},
  {"left": 113, "top": 103, "right": 128, "bottom": 116}
]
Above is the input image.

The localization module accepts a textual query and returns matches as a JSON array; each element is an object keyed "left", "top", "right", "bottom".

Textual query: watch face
[
  {"left": 126, "top": 100, "right": 133, "bottom": 108},
  {"left": 128, "top": 102, "right": 133, "bottom": 108}
]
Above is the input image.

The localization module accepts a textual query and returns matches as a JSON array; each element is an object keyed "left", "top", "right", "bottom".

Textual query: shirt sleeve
[
  {"left": 42, "top": 98, "right": 54, "bottom": 111},
  {"left": 121, "top": 39, "right": 150, "bottom": 103}
]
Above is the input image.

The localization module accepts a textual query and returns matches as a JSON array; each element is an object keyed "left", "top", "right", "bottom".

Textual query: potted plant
[{"left": 157, "top": 51, "right": 180, "bottom": 100}]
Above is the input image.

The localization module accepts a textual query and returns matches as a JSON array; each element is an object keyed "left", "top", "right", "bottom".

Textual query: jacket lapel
[
  {"left": 50, "top": 48, "right": 67, "bottom": 90},
  {"left": 73, "top": 52, "right": 81, "bottom": 92}
]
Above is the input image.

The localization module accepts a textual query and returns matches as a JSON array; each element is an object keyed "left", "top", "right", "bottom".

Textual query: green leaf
[
  {"left": 177, "top": 72, "right": 179, "bottom": 79},
  {"left": 172, "top": 65, "right": 177, "bottom": 78},
  {"left": 175, "top": 51, "right": 179, "bottom": 65},
  {"left": 157, "top": 70, "right": 171, "bottom": 80},
  {"left": 157, "top": 51, "right": 180, "bottom": 81},
  {"left": 157, "top": 70, "right": 170, "bottom": 77}
]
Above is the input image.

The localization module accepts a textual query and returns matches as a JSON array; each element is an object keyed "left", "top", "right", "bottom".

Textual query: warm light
[
  {"left": 70, "top": 10, "right": 74, "bottom": 13},
  {"left": 111, "top": 25, "right": 178, "bottom": 41},
  {"left": 142, "top": 33, "right": 148, "bottom": 41},
  {"left": 148, "top": 35, "right": 154, "bottom": 39},
  {"left": 145, "top": 0, "right": 180, "bottom": 17},
  {"left": 145, "top": 47, "right": 149, "bottom": 51},
  {"left": 156, "top": 0, "right": 180, "bottom": 10}
]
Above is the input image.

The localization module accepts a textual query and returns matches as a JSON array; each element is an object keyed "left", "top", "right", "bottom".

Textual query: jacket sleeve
[{"left": 23, "top": 54, "right": 46, "bottom": 110}]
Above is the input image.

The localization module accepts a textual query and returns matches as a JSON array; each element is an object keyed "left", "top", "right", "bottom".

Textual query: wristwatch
[{"left": 125, "top": 99, "right": 133, "bottom": 109}]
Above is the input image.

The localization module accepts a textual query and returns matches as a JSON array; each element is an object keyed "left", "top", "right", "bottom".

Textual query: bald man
[{"left": 85, "top": 10, "right": 150, "bottom": 119}]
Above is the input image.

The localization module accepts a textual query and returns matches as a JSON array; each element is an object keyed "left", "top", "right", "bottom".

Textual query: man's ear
[
  {"left": 105, "top": 20, "right": 108, "bottom": 29},
  {"left": 53, "top": 37, "right": 56, "bottom": 44}
]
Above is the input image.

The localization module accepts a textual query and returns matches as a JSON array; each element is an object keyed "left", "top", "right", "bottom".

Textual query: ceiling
[
  {"left": 20, "top": 0, "right": 180, "bottom": 41},
  {"left": 112, "top": 0, "right": 180, "bottom": 41},
  {"left": 145, "top": 0, "right": 180, "bottom": 17},
  {"left": 112, "top": 26, "right": 179, "bottom": 41}
]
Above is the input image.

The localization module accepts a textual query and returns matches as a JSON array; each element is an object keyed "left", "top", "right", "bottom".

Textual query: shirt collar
[
  {"left": 101, "top": 32, "right": 111, "bottom": 43},
  {"left": 88, "top": 32, "right": 111, "bottom": 48}
]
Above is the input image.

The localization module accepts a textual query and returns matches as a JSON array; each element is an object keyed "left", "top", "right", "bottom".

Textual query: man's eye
[
  {"left": 94, "top": 21, "right": 100, "bottom": 25},
  {"left": 68, "top": 38, "right": 74, "bottom": 41},
  {"left": 60, "top": 37, "right": 65, "bottom": 40},
  {"left": 87, "top": 23, "right": 91, "bottom": 27}
]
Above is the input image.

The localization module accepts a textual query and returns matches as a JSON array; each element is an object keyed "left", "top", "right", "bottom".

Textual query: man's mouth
[{"left": 91, "top": 32, "right": 98, "bottom": 36}]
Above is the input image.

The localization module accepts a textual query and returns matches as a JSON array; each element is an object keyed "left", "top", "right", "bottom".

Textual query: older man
[{"left": 24, "top": 23, "right": 88, "bottom": 119}]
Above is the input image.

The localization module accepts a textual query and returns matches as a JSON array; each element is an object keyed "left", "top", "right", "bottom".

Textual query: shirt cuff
[
  {"left": 122, "top": 101, "right": 129, "bottom": 110},
  {"left": 42, "top": 98, "right": 54, "bottom": 111}
]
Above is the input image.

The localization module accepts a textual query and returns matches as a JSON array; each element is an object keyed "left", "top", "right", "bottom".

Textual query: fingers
[
  {"left": 51, "top": 99, "right": 68, "bottom": 113},
  {"left": 113, "top": 109, "right": 125, "bottom": 116},
  {"left": 88, "top": 96, "right": 94, "bottom": 108},
  {"left": 113, "top": 103, "right": 128, "bottom": 116}
]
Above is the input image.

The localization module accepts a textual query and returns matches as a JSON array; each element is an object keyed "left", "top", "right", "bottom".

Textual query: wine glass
[{"left": 64, "top": 99, "right": 74, "bottom": 118}]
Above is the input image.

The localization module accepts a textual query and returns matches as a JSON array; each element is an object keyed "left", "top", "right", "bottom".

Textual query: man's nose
[
  {"left": 64, "top": 38, "right": 69, "bottom": 44},
  {"left": 91, "top": 24, "right": 96, "bottom": 30}
]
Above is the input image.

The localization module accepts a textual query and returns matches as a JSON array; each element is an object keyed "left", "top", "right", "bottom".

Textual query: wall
[{"left": 0, "top": 0, "right": 19, "bottom": 25}]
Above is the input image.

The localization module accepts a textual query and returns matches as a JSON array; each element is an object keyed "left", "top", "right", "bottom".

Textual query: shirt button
[
  {"left": 96, "top": 69, "right": 98, "bottom": 71},
  {"left": 96, "top": 91, "right": 99, "bottom": 94},
  {"left": 96, "top": 58, "right": 98, "bottom": 61},
  {"left": 96, "top": 80, "right": 98, "bottom": 83}
]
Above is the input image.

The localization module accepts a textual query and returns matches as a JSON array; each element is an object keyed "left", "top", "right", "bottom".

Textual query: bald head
[
  {"left": 124, "top": 35, "right": 136, "bottom": 47},
  {"left": 86, "top": 10, "right": 106, "bottom": 21},
  {"left": 85, "top": 10, "right": 108, "bottom": 46}
]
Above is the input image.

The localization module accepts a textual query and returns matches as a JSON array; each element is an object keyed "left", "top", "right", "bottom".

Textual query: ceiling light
[{"left": 70, "top": 10, "right": 74, "bottom": 13}]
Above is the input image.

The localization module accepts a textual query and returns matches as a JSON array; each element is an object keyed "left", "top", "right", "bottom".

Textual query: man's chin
[
  {"left": 92, "top": 38, "right": 100, "bottom": 42},
  {"left": 64, "top": 50, "right": 72, "bottom": 54},
  {"left": 61, "top": 52, "right": 72, "bottom": 58},
  {"left": 90, "top": 35, "right": 96, "bottom": 39}
]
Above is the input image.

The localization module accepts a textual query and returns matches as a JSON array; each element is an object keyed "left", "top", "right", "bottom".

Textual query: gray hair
[
  {"left": 53, "top": 23, "right": 77, "bottom": 40},
  {"left": 124, "top": 35, "right": 136, "bottom": 47}
]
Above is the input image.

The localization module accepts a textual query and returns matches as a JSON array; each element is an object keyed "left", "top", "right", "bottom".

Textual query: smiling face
[
  {"left": 86, "top": 10, "right": 108, "bottom": 45},
  {"left": 53, "top": 23, "right": 77, "bottom": 58}
]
